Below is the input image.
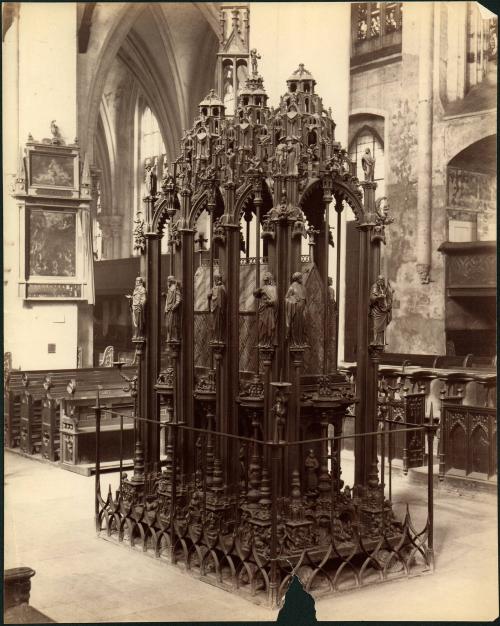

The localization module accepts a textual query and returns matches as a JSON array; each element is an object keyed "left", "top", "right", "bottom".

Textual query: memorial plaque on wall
[{"left": 26, "top": 284, "right": 82, "bottom": 298}]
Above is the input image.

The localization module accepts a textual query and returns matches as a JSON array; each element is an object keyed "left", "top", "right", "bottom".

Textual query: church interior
[{"left": 3, "top": 2, "right": 498, "bottom": 622}]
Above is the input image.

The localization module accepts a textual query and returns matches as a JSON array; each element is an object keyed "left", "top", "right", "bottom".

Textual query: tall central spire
[{"left": 215, "top": 4, "right": 251, "bottom": 117}]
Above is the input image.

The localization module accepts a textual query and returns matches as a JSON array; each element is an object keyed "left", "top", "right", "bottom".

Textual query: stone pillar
[{"left": 416, "top": 2, "right": 434, "bottom": 285}]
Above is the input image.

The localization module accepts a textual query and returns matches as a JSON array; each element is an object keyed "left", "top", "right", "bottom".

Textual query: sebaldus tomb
[{"left": 95, "top": 11, "right": 435, "bottom": 607}]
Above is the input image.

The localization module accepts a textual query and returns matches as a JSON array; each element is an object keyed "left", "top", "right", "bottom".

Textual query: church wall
[
  {"left": 3, "top": 3, "right": 88, "bottom": 370},
  {"left": 348, "top": 2, "right": 496, "bottom": 356}
]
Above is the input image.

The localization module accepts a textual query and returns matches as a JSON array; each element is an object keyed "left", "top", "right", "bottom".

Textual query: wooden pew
[
  {"left": 5, "top": 366, "right": 137, "bottom": 461},
  {"left": 19, "top": 378, "right": 44, "bottom": 456},
  {"left": 59, "top": 378, "right": 135, "bottom": 468}
]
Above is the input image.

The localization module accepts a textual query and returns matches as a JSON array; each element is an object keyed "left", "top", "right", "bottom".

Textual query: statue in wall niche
[
  {"left": 164, "top": 276, "right": 182, "bottom": 342},
  {"left": 305, "top": 449, "right": 319, "bottom": 494},
  {"left": 369, "top": 275, "right": 393, "bottom": 346},
  {"left": 253, "top": 272, "right": 278, "bottom": 348},
  {"left": 208, "top": 274, "right": 227, "bottom": 342},
  {"left": 285, "top": 272, "right": 307, "bottom": 347},
  {"left": 126, "top": 277, "right": 146, "bottom": 341},
  {"left": 361, "top": 147, "right": 375, "bottom": 182}
]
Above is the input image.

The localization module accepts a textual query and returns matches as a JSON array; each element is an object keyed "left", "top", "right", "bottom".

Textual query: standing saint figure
[
  {"left": 208, "top": 274, "right": 227, "bottom": 342},
  {"left": 285, "top": 272, "right": 307, "bottom": 347},
  {"left": 126, "top": 277, "right": 146, "bottom": 340},
  {"left": 274, "top": 136, "right": 287, "bottom": 174},
  {"left": 286, "top": 137, "right": 301, "bottom": 176},
  {"left": 369, "top": 275, "right": 393, "bottom": 345},
  {"left": 225, "top": 147, "right": 236, "bottom": 183},
  {"left": 361, "top": 147, "right": 376, "bottom": 182},
  {"left": 164, "top": 276, "right": 182, "bottom": 342},
  {"left": 253, "top": 272, "right": 278, "bottom": 348}
]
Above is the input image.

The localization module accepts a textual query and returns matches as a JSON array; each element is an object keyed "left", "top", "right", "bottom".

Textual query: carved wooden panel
[
  {"left": 404, "top": 393, "right": 425, "bottom": 469},
  {"left": 441, "top": 403, "right": 496, "bottom": 479},
  {"left": 447, "top": 252, "right": 496, "bottom": 288}
]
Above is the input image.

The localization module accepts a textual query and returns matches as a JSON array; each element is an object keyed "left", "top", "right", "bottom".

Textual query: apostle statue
[
  {"left": 361, "top": 147, "right": 375, "bottom": 182},
  {"left": 164, "top": 276, "right": 182, "bottom": 342},
  {"left": 253, "top": 272, "right": 278, "bottom": 348},
  {"left": 208, "top": 274, "right": 227, "bottom": 342},
  {"left": 369, "top": 275, "right": 393, "bottom": 345},
  {"left": 285, "top": 272, "right": 307, "bottom": 347},
  {"left": 126, "top": 277, "right": 146, "bottom": 341}
]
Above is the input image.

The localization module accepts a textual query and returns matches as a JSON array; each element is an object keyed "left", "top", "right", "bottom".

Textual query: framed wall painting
[
  {"left": 28, "top": 208, "right": 76, "bottom": 278},
  {"left": 26, "top": 143, "right": 79, "bottom": 197}
]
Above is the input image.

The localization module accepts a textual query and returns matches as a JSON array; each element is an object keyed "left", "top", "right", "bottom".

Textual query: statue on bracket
[
  {"left": 253, "top": 272, "right": 278, "bottom": 348},
  {"left": 285, "top": 272, "right": 307, "bottom": 348},
  {"left": 361, "top": 147, "right": 375, "bottom": 182},
  {"left": 369, "top": 275, "right": 393, "bottom": 346},
  {"left": 164, "top": 276, "right": 182, "bottom": 342},
  {"left": 126, "top": 277, "right": 146, "bottom": 341},
  {"left": 208, "top": 274, "right": 227, "bottom": 343}
]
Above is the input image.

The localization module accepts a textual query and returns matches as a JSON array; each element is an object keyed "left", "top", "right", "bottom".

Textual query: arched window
[
  {"left": 140, "top": 104, "right": 165, "bottom": 165},
  {"left": 349, "top": 128, "right": 385, "bottom": 196},
  {"left": 134, "top": 98, "right": 167, "bottom": 253}
]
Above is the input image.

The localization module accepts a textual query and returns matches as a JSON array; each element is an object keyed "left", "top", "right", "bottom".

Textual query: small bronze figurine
[
  {"left": 208, "top": 274, "right": 227, "bottom": 342},
  {"left": 305, "top": 449, "right": 319, "bottom": 494}
]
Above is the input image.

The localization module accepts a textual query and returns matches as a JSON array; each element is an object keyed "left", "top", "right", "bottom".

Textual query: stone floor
[{"left": 4, "top": 450, "right": 498, "bottom": 622}]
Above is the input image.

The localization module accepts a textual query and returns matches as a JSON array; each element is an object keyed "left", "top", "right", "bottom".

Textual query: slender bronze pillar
[
  {"left": 354, "top": 179, "right": 379, "bottom": 491},
  {"left": 142, "top": 231, "right": 161, "bottom": 475}
]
